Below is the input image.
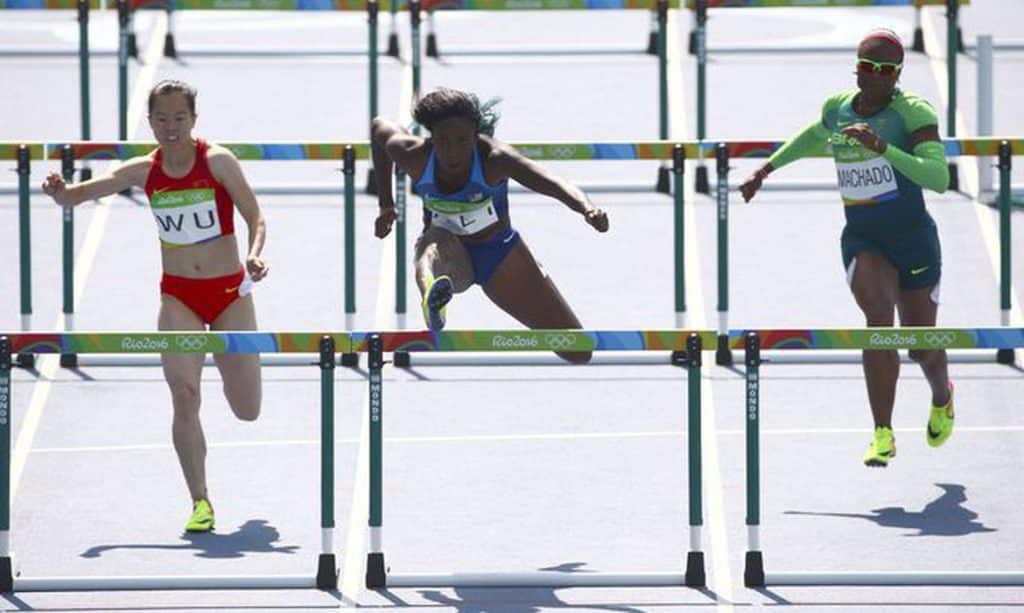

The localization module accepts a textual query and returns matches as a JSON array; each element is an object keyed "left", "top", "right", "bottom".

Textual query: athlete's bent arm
[
  {"left": 490, "top": 141, "right": 609, "bottom": 232},
  {"left": 41, "top": 156, "right": 150, "bottom": 206},
  {"left": 370, "top": 118, "right": 422, "bottom": 238},
  {"left": 880, "top": 124, "right": 950, "bottom": 192},
  {"left": 210, "top": 147, "right": 269, "bottom": 281}
]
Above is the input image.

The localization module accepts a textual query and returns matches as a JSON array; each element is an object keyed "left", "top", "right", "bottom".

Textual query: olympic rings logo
[
  {"left": 923, "top": 331, "right": 957, "bottom": 346},
  {"left": 549, "top": 146, "right": 579, "bottom": 159},
  {"left": 544, "top": 333, "right": 577, "bottom": 350},
  {"left": 176, "top": 335, "right": 209, "bottom": 352}
]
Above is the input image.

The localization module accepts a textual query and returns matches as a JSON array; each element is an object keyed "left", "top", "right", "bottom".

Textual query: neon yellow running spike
[
  {"left": 421, "top": 275, "right": 453, "bottom": 332},
  {"left": 863, "top": 426, "right": 896, "bottom": 467},
  {"left": 927, "top": 382, "right": 955, "bottom": 448},
  {"left": 185, "top": 499, "right": 215, "bottom": 532}
]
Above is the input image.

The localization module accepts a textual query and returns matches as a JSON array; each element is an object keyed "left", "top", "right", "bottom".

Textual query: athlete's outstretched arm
[
  {"left": 740, "top": 119, "right": 831, "bottom": 203},
  {"left": 209, "top": 145, "right": 269, "bottom": 281},
  {"left": 490, "top": 141, "right": 608, "bottom": 233},
  {"left": 41, "top": 156, "right": 150, "bottom": 206}
]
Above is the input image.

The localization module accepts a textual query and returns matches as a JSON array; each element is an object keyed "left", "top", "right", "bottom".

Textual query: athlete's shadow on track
[
  {"left": 80, "top": 519, "right": 300, "bottom": 559},
  {"left": 408, "top": 562, "right": 715, "bottom": 612},
  {"left": 785, "top": 483, "right": 996, "bottom": 537}
]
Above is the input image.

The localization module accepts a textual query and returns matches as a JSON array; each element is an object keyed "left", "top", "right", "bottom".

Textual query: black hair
[
  {"left": 148, "top": 79, "right": 198, "bottom": 115},
  {"left": 413, "top": 88, "right": 500, "bottom": 136}
]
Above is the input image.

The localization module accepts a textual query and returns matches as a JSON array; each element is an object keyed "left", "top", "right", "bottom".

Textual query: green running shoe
[
  {"left": 185, "top": 499, "right": 215, "bottom": 532},
  {"left": 926, "top": 382, "right": 955, "bottom": 448},
  {"left": 421, "top": 275, "right": 453, "bottom": 332},
  {"left": 863, "top": 426, "right": 896, "bottom": 467}
]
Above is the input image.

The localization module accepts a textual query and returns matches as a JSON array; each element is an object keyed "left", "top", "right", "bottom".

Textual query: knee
[
  {"left": 861, "top": 302, "right": 896, "bottom": 327},
  {"left": 908, "top": 348, "right": 940, "bottom": 365},
  {"left": 167, "top": 380, "right": 201, "bottom": 409}
]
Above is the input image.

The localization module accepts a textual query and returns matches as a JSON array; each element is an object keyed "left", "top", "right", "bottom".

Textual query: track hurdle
[
  {"left": 350, "top": 329, "right": 710, "bottom": 589},
  {"left": 0, "top": 0, "right": 98, "bottom": 182},
  {"left": 418, "top": 0, "right": 668, "bottom": 59},
  {"left": 114, "top": 0, "right": 386, "bottom": 191},
  {"left": 2, "top": 140, "right": 366, "bottom": 366},
  {"left": 700, "top": 137, "right": 1023, "bottom": 366},
  {"left": 685, "top": 0, "right": 969, "bottom": 194},
  {"left": 0, "top": 331, "right": 344, "bottom": 592},
  {"left": 736, "top": 326, "right": 1024, "bottom": 587}
]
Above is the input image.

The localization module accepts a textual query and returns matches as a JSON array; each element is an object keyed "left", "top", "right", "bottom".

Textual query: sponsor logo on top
[
  {"left": 121, "top": 336, "right": 170, "bottom": 352},
  {"left": 492, "top": 334, "right": 540, "bottom": 349},
  {"left": 868, "top": 332, "right": 918, "bottom": 348}
]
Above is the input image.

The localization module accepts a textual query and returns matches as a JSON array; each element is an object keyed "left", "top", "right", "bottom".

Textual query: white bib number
[
  {"left": 835, "top": 156, "right": 899, "bottom": 205},
  {"left": 151, "top": 189, "right": 223, "bottom": 245},
  {"left": 429, "top": 203, "right": 499, "bottom": 236}
]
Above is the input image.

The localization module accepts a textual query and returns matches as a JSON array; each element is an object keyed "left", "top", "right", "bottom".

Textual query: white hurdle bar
[
  {"left": 765, "top": 572, "right": 1024, "bottom": 587},
  {"left": 14, "top": 575, "right": 318, "bottom": 591},
  {"left": 385, "top": 572, "right": 690, "bottom": 588}
]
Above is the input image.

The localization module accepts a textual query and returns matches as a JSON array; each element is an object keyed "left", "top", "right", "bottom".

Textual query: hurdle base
[
  {"left": 16, "top": 353, "right": 35, "bottom": 369},
  {"left": 646, "top": 29, "right": 658, "bottom": 55},
  {"left": 656, "top": 166, "right": 671, "bottom": 195},
  {"left": 685, "top": 551, "right": 706, "bottom": 587},
  {"left": 316, "top": 553, "right": 338, "bottom": 590},
  {"left": 13, "top": 574, "right": 317, "bottom": 591},
  {"left": 1, "top": 556, "right": 12, "bottom": 593},
  {"left": 695, "top": 165, "right": 710, "bottom": 194},
  {"left": 912, "top": 27, "right": 924, "bottom": 52},
  {"left": 366, "top": 553, "right": 387, "bottom": 588},
  {"left": 744, "top": 551, "right": 765, "bottom": 587},
  {"left": 164, "top": 33, "right": 177, "bottom": 58},
  {"left": 393, "top": 351, "right": 410, "bottom": 367},
  {"left": 715, "top": 334, "right": 732, "bottom": 366},
  {"left": 366, "top": 167, "right": 378, "bottom": 195},
  {"left": 340, "top": 353, "right": 360, "bottom": 368},
  {"left": 127, "top": 32, "right": 139, "bottom": 59},
  {"left": 386, "top": 33, "right": 400, "bottom": 58},
  {"left": 688, "top": 29, "right": 696, "bottom": 55},
  {"left": 60, "top": 353, "right": 78, "bottom": 368},
  {"left": 996, "top": 348, "right": 1016, "bottom": 365},
  {"left": 948, "top": 161, "right": 959, "bottom": 192},
  {"left": 426, "top": 33, "right": 438, "bottom": 58}
]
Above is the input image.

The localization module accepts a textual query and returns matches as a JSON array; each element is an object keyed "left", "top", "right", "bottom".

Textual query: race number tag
[
  {"left": 150, "top": 188, "right": 222, "bottom": 245},
  {"left": 425, "top": 195, "right": 499, "bottom": 236},
  {"left": 835, "top": 156, "right": 899, "bottom": 206}
]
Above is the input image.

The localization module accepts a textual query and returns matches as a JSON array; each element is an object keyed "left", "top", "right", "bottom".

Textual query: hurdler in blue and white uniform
[{"left": 370, "top": 88, "right": 609, "bottom": 364}]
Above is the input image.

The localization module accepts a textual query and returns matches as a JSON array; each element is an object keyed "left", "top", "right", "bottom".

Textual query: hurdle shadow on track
[
  {"left": 784, "top": 483, "right": 996, "bottom": 537},
  {"left": 80, "top": 519, "right": 300, "bottom": 559},
  {"left": 380, "top": 563, "right": 719, "bottom": 612}
]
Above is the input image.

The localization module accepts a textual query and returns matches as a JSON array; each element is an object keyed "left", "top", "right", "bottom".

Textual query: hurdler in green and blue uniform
[{"left": 739, "top": 29, "right": 955, "bottom": 469}]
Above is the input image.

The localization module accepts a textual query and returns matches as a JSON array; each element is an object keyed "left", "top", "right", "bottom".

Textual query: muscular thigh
[
  {"left": 158, "top": 294, "right": 206, "bottom": 389},
  {"left": 482, "top": 240, "right": 582, "bottom": 330},
  {"left": 415, "top": 225, "right": 474, "bottom": 292},
  {"left": 211, "top": 293, "right": 261, "bottom": 384}
]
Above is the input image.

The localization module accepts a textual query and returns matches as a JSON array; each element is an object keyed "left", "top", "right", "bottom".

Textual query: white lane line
[
  {"left": 9, "top": 14, "right": 168, "bottom": 507},
  {"left": 30, "top": 424, "right": 1024, "bottom": 455},
  {"left": 920, "top": 8, "right": 1024, "bottom": 327},
  {"left": 339, "top": 31, "right": 412, "bottom": 607},
  {"left": 668, "top": 8, "right": 735, "bottom": 610}
]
